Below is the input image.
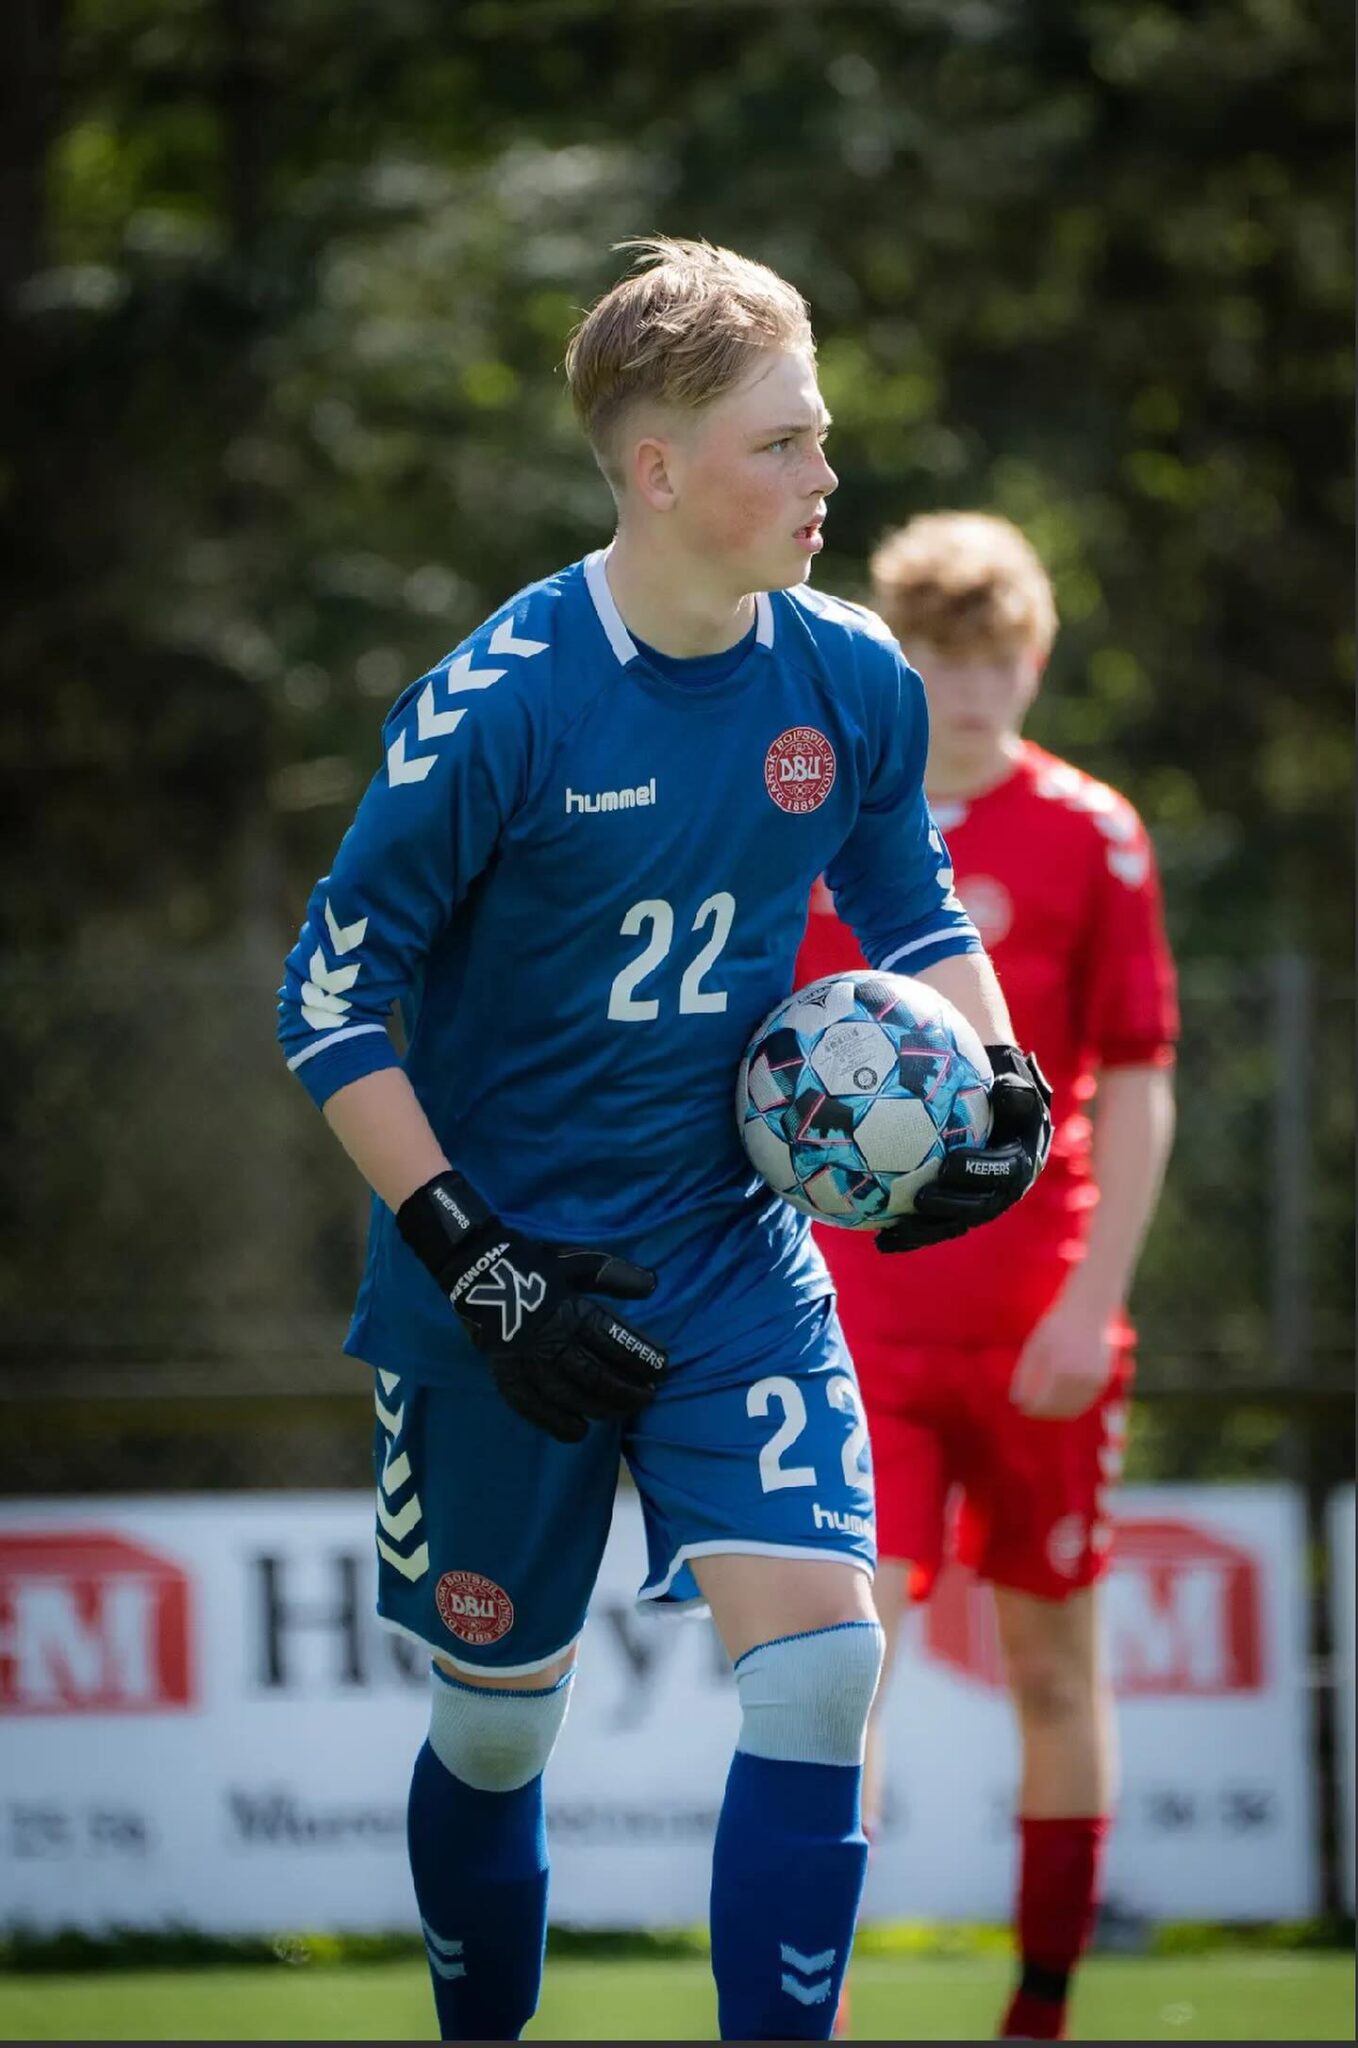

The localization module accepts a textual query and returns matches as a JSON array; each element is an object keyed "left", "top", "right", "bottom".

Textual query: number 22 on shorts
[{"left": 747, "top": 1373, "right": 869, "bottom": 1493}]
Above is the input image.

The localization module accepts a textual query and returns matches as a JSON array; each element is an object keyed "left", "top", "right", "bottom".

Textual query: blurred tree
[
  {"left": 3, "top": 0, "right": 1348, "bottom": 948},
  {"left": 0, "top": 0, "right": 1350, "bottom": 1391}
]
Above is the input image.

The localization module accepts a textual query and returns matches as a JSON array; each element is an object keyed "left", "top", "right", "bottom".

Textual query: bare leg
[
  {"left": 695, "top": 1548, "right": 879, "bottom": 1662},
  {"left": 861, "top": 1558, "right": 912, "bottom": 1837},
  {"left": 992, "top": 1585, "right": 1114, "bottom": 2040},
  {"left": 993, "top": 1586, "right": 1113, "bottom": 1818}
]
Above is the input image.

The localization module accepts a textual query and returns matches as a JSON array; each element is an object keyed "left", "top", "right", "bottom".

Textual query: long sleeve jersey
[{"left": 279, "top": 549, "right": 981, "bottom": 1384}]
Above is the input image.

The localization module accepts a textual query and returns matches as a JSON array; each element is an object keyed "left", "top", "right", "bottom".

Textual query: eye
[{"left": 766, "top": 437, "right": 792, "bottom": 454}]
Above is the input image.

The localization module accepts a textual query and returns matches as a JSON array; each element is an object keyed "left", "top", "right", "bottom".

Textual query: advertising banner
[
  {"left": 549, "top": 1485, "right": 1318, "bottom": 1925},
  {"left": 0, "top": 1486, "right": 1316, "bottom": 1931}
]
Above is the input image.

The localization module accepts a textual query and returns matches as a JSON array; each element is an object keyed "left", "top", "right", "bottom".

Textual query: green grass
[{"left": 0, "top": 1951, "right": 1352, "bottom": 2041}]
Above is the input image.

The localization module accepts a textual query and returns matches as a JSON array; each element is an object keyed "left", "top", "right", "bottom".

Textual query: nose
[{"left": 813, "top": 450, "right": 839, "bottom": 496}]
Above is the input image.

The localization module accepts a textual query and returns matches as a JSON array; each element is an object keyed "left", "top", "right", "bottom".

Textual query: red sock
[{"left": 998, "top": 1816, "right": 1109, "bottom": 2040}]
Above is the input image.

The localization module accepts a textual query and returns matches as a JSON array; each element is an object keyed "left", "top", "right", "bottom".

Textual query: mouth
[{"left": 793, "top": 511, "right": 825, "bottom": 552}]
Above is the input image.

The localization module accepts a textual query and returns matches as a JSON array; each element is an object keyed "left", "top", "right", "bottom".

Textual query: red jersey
[{"left": 795, "top": 740, "right": 1178, "bottom": 1348}]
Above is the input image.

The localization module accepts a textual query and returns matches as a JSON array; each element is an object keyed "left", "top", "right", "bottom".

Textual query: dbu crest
[{"left": 765, "top": 727, "right": 836, "bottom": 814}]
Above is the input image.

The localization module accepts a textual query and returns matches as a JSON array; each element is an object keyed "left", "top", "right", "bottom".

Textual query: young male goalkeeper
[
  {"left": 797, "top": 512, "right": 1177, "bottom": 2042},
  {"left": 277, "top": 243, "right": 1051, "bottom": 2043}
]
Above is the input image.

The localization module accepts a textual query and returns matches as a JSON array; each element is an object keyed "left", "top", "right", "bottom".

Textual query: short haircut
[
  {"left": 870, "top": 512, "right": 1057, "bottom": 659},
  {"left": 564, "top": 237, "right": 815, "bottom": 487}
]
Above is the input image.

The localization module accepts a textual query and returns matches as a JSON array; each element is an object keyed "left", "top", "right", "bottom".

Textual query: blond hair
[
  {"left": 564, "top": 237, "right": 814, "bottom": 485},
  {"left": 870, "top": 512, "right": 1057, "bottom": 659}
]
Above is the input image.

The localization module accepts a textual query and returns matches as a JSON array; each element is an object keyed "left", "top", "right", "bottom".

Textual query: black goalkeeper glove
[
  {"left": 876, "top": 1045, "right": 1054, "bottom": 1255},
  {"left": 397, "top": 1171, "right": 667, "bottom": 1443}
]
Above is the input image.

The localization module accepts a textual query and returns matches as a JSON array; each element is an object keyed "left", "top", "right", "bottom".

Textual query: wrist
[
  {"left": 1057, "top": 1264, "right": 1125, "bottom": 1323},
  {"left": 396, "top": 1170, "right": 496, "bottom": 1283}
]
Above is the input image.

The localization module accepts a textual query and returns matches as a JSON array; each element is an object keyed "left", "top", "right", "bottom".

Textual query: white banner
[
  {"left": 0, "top": 1486, "right": 1317, "bottom": 1931},
  {"left": 1329, "top": 1487, "right": 1355, "bottom": 1913}
]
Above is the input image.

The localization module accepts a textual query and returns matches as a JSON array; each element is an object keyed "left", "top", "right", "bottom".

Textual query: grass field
[{"left": 0, "top": 1951, "right": 1352, "bottom": 2041}]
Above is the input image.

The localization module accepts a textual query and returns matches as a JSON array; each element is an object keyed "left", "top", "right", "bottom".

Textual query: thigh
[
  {"left": 957, "top": 1342, "right": 1135, "bottom": 1601},
  {"left": 694, "top": 1551, "right": 878, "bottom": 1666},
  {"left": 993, "top": 1581, "right": 1101, "bottom": 1668},
  {"left": 864, "top": 1354, "right": 957, "bottom": 1597},
  {"left": 371, "top": 1366, "right": 619, "bottom": 1677},
  {"left": 872, "top": 1558, "right": 913, "bottom": 1673},
  {"left": 623, "top": 1297, "right": 875, "bottom": 1610}
]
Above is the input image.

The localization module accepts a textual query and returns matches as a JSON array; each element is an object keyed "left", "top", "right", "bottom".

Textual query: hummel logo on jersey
[
  {"left": 565, "top": 778, "right": 656, "bottom": 815},
  {"left": 464, "top": 1256, "right": 548, "bottom": 1342}
]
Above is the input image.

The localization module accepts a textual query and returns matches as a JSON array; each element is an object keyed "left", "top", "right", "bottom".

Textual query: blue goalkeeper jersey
[{"left": 278, "top": 549, "right": 981, "bottom": 1384}]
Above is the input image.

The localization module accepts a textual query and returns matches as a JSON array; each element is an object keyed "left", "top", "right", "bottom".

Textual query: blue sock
[
  {"left": 406, "top": 1739, "right": 549, "bottom": 2042},
  {"left": 710, "top": 1750, "right": 868, "bottom": 2040}
]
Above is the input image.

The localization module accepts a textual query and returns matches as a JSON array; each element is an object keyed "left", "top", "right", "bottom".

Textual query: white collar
[{"left": 584, "top": 544, "right": 774, "bottom": 667}]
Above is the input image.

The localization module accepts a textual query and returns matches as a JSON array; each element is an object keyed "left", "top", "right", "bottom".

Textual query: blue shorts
[{"left": 371, "top": 1295, "right": 875, "bottom": 1675}]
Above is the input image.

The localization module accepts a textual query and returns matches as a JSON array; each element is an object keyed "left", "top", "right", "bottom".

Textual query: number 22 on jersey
[{"left": 607, "top": 893, "right": 737, "bottom": 1022}]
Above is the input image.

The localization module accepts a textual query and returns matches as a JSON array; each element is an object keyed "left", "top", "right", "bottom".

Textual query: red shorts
[{"left": 865, "top": 1341, "right": 1134, "bottom": 1603}]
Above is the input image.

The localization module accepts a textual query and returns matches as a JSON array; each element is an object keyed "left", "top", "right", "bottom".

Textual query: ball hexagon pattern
[
  {"left": 736, "top": 970, "right": 994, "bottom": 1230},
  {"left": 854, "top": 1093, "right": 943, "bottom": 1174}
]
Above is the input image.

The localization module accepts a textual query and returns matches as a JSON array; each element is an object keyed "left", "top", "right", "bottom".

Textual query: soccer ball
[{"left": 736, "top": 971, "right": 993, "bottom": 1230}]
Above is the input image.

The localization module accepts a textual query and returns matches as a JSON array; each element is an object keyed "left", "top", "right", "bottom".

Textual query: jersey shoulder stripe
[
  {"left": 375, "top": 566, "right": 598, "bottom": 792},
  {"left": 1019, "top": 745, "right": 1153, "bottom": 888},
  {"left": 779, "top": 582, "right": 900, "bottom": 648}
]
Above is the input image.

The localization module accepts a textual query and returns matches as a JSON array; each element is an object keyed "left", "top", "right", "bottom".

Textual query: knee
[
  {"left": 1006, "top": 1649, "right": 1095, "bottom": 1732},
  {"left": 427, "top": 1665, "right": 573, "bottom": 1792},
  {"left": 735, "top": 1619, "right": 885, "bottom": 1767}
]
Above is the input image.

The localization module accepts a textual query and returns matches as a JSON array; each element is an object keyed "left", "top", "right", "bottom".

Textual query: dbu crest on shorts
[{"left": 371, "top": 1297, "right": 875, "bottom": 1673}]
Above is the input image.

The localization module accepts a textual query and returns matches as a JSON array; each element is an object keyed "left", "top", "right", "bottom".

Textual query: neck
[
  {"left": 925, "top": 731, "right": 1024, "bottom": 802},
  {"left": 605, "top": 526, "right": 757, "bottom": 657}
]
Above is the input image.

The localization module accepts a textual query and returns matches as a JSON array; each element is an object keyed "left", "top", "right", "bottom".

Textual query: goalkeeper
[{"left": 278, "top": 243, "right": 1050, "bottom": 2042}]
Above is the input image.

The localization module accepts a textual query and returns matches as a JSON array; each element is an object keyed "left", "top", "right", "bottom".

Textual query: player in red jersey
[{"left": 798, "top": 514, "right": 1178, "bottom": 2041}]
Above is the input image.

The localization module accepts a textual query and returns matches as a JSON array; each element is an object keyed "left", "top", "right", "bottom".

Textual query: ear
[{"left": 629, "top": 433, "right": 679, "bottom": 513}]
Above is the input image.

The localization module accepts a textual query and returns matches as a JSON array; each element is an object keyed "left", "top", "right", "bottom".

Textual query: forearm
[
  {"left": 323, "top": 1069, "right": 664, "bottom": 1445},
  {"left": 1064, "top": 1064, "right": 1176, "bottom": 1315},
  {"left": 913, "top": 947, "right": 1015, "bottom": 1048},
  {"left": 322, "top": 1067, "right": 451, "bottom": 1213}
]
